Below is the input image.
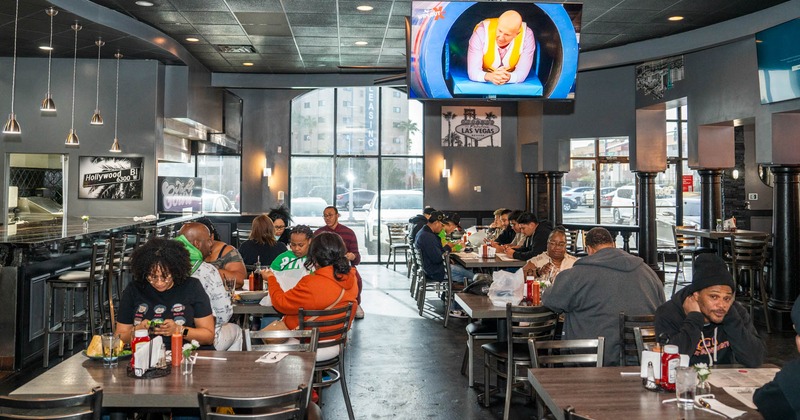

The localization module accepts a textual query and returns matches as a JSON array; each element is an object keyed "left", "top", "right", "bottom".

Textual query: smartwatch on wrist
[{"left": 182, "top": 326, "right": 189, "bottom": 337}]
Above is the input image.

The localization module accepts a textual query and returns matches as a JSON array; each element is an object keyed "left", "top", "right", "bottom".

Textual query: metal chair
[
  {"left": 0, "top": 386, "right": 102, "bottom": 420},
  {"left": 408, "top": 235, "right": 421, "bottom": 298},
  {"left": 671, "top": 225, "right": 703, "bottom": 295},
  {"left": 564, "top": 405, "right": 596, "bottom": 420},
  {"left": 529, "top": 337, "right": 605, "bottom": 368},
  {"left": 481, "top": 304, "right": 558, "bottom": 420},
  {"left": 564, "top": 229, "right": 583, "bottom": 256},
  {"left": 618, "top": 312, "right": 655, "bottom": 366},
  {"left": 244, "top": 328, "right": 319, "bottom": 353},
  {"left": 460, "top": 319, "right": 498, "bottom": 388},
  {"left": 299, "top": 303, "right": 355, "bottom": 420},
  {"left": 633, "top": 326, "right": 657, "bottom": 362},
  {"left": 198, "top": 385, "right": 307, "bottom": 420},
  {"left": 442, "top": 251, "right": 456, "bottom": 327},
  {"left": 43, "top": 241, "right": 109, "bottom": 368},
  {"left": 414, "top": 247, "right": 450, "bottom": 318},
  {"left": 385, "top": 223, "right": 410, "bottom": 271},
  {"left": 728, "top": 234, "right": 772, "bottom": 333}
]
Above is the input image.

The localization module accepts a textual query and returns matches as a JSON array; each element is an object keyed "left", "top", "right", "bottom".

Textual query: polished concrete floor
[{"left": 1, "top": 263, "right": 797, "bottom": 420}]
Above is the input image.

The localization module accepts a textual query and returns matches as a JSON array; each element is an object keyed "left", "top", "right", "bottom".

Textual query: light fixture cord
[
  {"left": 95, "top": 39, "right": 102, "bottom": 110},
  {"left": 70, "top": 23, "right": 79, "bottom": 129},
  {"left": 46, "top": 9, "right": 54, "bottom": 95},
  {"left": 10, "top": 0, "right": 19, "bottom": 113},
  {"left": 114, "top": 53, "right": 120, "bottom": 139}
]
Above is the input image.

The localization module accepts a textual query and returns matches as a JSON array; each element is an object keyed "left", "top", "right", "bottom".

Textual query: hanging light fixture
[
  {"left": 90, "top": 38, "right": 105, "bottom": 125},
  {"left": 3, "top": 0, "right": 21, "bottom": 134},
  {"left": 109, "top": 51, "right": 123, "bottom": 153},
  {"left": 65, "top": 22, "right": 82, "bottom": 146},
  {"left": 40, "top": 7, "right": 58, "bottom": 112}
]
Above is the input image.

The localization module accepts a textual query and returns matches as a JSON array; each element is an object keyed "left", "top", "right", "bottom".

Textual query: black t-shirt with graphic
[{"left": 118, "top": 278, "right": 212, "bottom": 349}]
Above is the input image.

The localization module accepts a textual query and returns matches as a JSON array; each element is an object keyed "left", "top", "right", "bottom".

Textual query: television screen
[
  {"left": 409, "top": 1, "right": 582, "bottom": 100},
  {"left": 757, "top": 18, "right": 800, "bottom": 104}
]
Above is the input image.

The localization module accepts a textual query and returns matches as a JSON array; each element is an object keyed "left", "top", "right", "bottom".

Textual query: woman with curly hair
[
  {"left": 266, "top": 232, "right": 359, "bottom": 360},
  {"left": 268, "top": 206, "right": 292, "bottom": 245},
  {"left": 238, "top": 214, "right": 288, "bottom": 266},
  {"left": 115, "top": 238, "right": 215, "bottom": 349}
]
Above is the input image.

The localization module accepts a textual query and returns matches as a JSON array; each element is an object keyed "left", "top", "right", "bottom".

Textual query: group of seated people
[{"left": 408, "top": 205, "right": 795, "bottom": 418}]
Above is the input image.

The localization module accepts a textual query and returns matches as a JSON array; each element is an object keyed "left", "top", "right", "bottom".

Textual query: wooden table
[
  {"left": 528, "top": 366, "right": 765, "bottom": 420},
  {"left": 451, "top": 252, "right": 526, "bottom": 270},
  {"left": 11, "top": 350, "right": 315, "bottom": 408},
  {"left": 674, "top": 228, "right": 768, "bottom": 257},
  {"left": 232, "top": 302, "right": 279, "bottom": 330},
  {"left": 454, "top": 293, "right": 507, "bottom": 319}
]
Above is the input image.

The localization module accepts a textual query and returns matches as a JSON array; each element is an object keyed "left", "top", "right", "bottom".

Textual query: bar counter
[{"left": 0, "top": 215, "right": 198, "bottom": 371}]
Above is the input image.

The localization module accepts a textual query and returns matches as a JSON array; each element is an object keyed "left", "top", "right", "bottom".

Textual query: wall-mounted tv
[
  {"left": 409, "top": 1, "right": 582, "bottom": 100},
  {"left": 757, "top": 18, "right": 800, "bottom": 104}
]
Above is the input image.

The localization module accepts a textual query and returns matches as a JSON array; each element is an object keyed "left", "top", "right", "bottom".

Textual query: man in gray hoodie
[{"left": 543, "top": 227, "right": 665, "bottom": 366}]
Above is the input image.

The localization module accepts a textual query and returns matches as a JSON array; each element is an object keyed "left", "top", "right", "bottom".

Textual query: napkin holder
[
  {"left": 639, "top": 350, "right": 690, "bottom": 380},
  {"left": 127, "top": 336, "right": 171, "bottom": 379}
]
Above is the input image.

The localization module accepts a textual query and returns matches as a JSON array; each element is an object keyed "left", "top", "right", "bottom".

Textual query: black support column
[
  {"left": 698, "top": 169, "right": 723, "bottom": 247},
  {"left": 545, "top": 172, "right": 564, "bottom": 225},
  {"left": 524, "top": 173, "right": 534, "bottom": 213},
  {"left": 769, "top": 166, "right": 800, "bottom": 330},
  {"left": 636, "top": 172, "right": 660, "bottom": 275}
]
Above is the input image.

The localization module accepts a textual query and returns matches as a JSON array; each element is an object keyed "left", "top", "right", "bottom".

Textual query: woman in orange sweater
[{"left": 266, "top": 232, "right": 359, "bottom": 358}]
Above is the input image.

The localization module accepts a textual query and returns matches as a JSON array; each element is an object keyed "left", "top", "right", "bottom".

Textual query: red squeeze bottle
[
  {"left": 660, "top": 344, "right": 680, "bottom": 391},
  {"left": 130, "top": 329, "right": 150, "bottom": 368},
  {"left": 171, "top": 332, "right": 183, "bottom": 367}
]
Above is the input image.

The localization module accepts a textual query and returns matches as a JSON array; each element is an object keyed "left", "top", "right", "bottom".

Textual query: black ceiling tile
[
  {"left": 286, "top": 13, "right": 338, "bottom": 27},
  {"left": 167, "top": 0, "right": 230, "bottom": 12},
  {"left": 134, "top": 11, "right": 189, "bottom": 24},
  {"left": 281, "top": 0, "right": 337, "bottom": 13},
  {"left": 595, "top": 9, "right": 659, "bottom": 23},
  {"left": 156, "top": 23, "right": 202, "bottom": 35},
  {"left": 191, "top": 24, "right": 246, "bottom": 36},
  {"left": 382, "top": 39, "right": 406, "bottom": 48},
  {"left": 617, "top": 0, "right": 682, "bottom": 11},
  {"left": 235, "top": 12, "right": 289, "bottom": 26},
  {"left": 251, "top": 44, "right": 298, "bottom": 54},
  {"left": 185, "top": 44, "right": 220, "bottom": 53},
  {"left": 299, "top": 46, "right": 339, "bottom": 55},
  {"left": 249, "top": 35, "right": 297, "bottom": 46},
  {"left": 337, "top": 0, "right": 397, "bottom": 15},
  {"left": 291, "top": 26, "right": 335, "bottom": 37},
  {"left": 295, "top": 37, "right": 339, "bottom": 47},
  {"left": 339, "top": 14, "right": 391, "bottom": 26},
  {"left": 242, "top": 24, "right": 292, "bottom": 37},
  {"left": 226, "top": 0, "right": 283, "bottom": 13},
  {"left": 302, "top": 54, "right": 342, "bottom": 62},
  {"left": 339, "top": 27, "right": 385, "bottom": 38},
  {"left": 385, "top": 28, "right": 406, "bottom": 38},
  {"left": 581, "top": 21, "right": 636, "bottom": 35},
  {"left": 180, "top": 11, "right": 238, "bottom": 25}
]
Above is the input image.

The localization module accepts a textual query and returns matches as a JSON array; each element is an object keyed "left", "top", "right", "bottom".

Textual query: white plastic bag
[{"left": 487, "top": 269, "right": 524, "bottom": 306}]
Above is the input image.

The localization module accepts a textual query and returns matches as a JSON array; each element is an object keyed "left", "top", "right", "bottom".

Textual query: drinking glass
[
  {"left": 101, "top": 333, "right": 119, "bottom": 367},
  {"left": 181, "top": 355, "right": 194, "bottom": 375},
  {"left": 223, "top": 276, "right": 236, "bottom": 303},
  {"left": 675, "top": 366, "right": 697, "bottom": 410}
]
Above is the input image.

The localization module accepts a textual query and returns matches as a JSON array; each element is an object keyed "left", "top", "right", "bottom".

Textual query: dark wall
[
  {"left": 423, "top": 101, "right": 524, "bottom": 211},
  {"left": 230, "top": 88, "right": 309, "bottom": 215},
  {"left": 0, "top": 57, "right": 160, "bottom": 217}
]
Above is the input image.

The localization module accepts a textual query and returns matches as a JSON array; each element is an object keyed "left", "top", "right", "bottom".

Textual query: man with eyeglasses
[
  {"left": 268, "top": 206, "right": 292, "bottom": 245},
  {"left": 543, "top": 227, "right": 664, "bottom": 366},
  {"left": 522, "top": 228, "right": 578, "bottom": 284},
  {"left": 315, "top": 206, "right": 365, "bottom": 319}
]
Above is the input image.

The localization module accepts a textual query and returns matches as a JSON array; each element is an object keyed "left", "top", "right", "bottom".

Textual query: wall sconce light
[
  {"left": 732, "top": 169, "right": 739, "bottom": 180},
  {"left": 263, "top": 157, "right": 272, "bottom": 177},
  {"left": 442, "top": 159, "right": 451, "bottom": 178}
]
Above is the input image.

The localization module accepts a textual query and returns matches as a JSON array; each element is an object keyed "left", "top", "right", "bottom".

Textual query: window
[
  {"left": 303, "top": 102, "right": 310, "bottom": 109},
  {"left": 196, "top": 155, "right": 241, "bottom": 213},
  {"left": 318, "top": 100, "right": 325, "bottom": 106},
  {"left": 290, "top": 87, "right": 424, "bottom": 263}
]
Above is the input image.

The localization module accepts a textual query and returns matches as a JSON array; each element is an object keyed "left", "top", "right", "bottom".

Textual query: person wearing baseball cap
[
  {"left": 655, "top": 253, "right": 765, "bottom": 367},
  {"left": 753, "top": 297, "right": 800, "bottom": 418}
]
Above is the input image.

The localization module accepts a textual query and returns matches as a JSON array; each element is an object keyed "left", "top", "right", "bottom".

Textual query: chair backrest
[
  {"left": 0, "top": 386, "right": 103, "bottom": 420},
  {"left": 413, "top": 245, "right": 429, "bottom": 278},
  {"left": 298, "top": 302, "right": 353, "bottom": 350},
  {"left": 529, "top": 337, "right": 605, "bottom": 368},
  {"left": 564, "top": 229, "right": 580, "bottom": 254},
  {"left": 618, "top": 312, "right": 655, "bottom": 366},
  {"left": 386, "top": 223, "right": 408, "bottom": 245},
  {"left": 198, "top": 385, "right": 307, "bottom": 420},
  {"left": 506, "top": 304, "right": 559, "bottom": 348},
  {"left": 672, "top": 225, "right": 698, "bottom": 251},
  {"left": 730, "top": 234, "right": 770, "bottom": 271},
  {"left": 244, "top": 328, "right": 319, "bottom": 353},
  {"left": 633, "top": 326, "right": 657, "bottom": 362}
]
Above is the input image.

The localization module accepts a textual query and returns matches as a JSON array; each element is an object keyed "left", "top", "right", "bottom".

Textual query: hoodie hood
[
  {"left": 409, "top": 214, "right": 427, "bottom": 224},
  {"left": 574, "top": 247, "right": 648, "bottom": 273},
  {"left": 314, "top": 265, "right": 357, "bottom": 290},
  {"left": 174, "top": 234, "right": 204, "bottom": 275}
]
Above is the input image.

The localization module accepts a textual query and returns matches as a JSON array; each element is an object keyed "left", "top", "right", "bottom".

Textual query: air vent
[{"left": 216, "top": 45, "right": 257, "bottom": 53}]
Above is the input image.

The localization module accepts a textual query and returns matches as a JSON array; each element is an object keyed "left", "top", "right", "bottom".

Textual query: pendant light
[
  {"left": 40, "top": 7, "right": 58, "bottom": 112},
  {"left": 90, "top": 38, "right": 105, "bottom": 125},
  {"left": 3, "top": 0, "right": 21, "bottom": 134},
  {"left": 109, "top": 51, "right": 123, "bottom": 153},
  {"left": 65, "top": 22, "right": 82, "bottom": 146}
]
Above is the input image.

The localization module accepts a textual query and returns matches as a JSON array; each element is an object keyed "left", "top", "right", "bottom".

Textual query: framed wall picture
[
  {"left": 78, "top": 156, "right": 144, "bottom": 199},
  {"left": 441, "top": 105, "right": 502, "bottom": 147},
  {"left": 157, "top": 176, "right": 203, "bottom": 213}
]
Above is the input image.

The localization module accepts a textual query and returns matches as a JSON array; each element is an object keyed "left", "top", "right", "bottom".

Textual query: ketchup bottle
[
  {"left": 660, "top": 344, "right": 680, "bottom": 391},
  {"left": 171, "top": 332, "right": 183, "bottom": 367},
  {"left": 130, "top": 329, "right": 151, "bottom": 368}
]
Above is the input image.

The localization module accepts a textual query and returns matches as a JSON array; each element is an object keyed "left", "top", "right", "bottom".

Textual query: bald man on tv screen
[{"left": 467, "top": 10, "right": 536, "bottom": 85}]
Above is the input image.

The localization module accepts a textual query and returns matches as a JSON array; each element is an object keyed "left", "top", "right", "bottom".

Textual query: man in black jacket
[
  {"left": 408, "top": 206, "right": 436, "bottom": 243},
  {"left": 500, "top": 212, "right": 552, "bottom": 261},
  {"left": 753, "top": 298, "right": 800, "bottom": 418},
  {"left": 655, "top": 253, "right": 765, "bottom": 367}
]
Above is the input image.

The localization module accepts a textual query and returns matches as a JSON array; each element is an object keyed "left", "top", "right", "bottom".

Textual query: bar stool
[{"left": 43, "top": 241, "right": 108, "bottom": 368}]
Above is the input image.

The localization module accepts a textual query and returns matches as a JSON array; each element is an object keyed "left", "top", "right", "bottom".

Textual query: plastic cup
[
  {"left": 675, "top": 366, "right": 697, "bottom": 410},
  {"left": 101, "top": 333, "right": 119, "bottom": 367}
]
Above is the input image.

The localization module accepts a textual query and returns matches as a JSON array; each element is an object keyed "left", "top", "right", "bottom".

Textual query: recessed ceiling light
[
  {"left": 186, "top": 37, "right": 199, "bottom": 42},
  {"left": 356, "top": 5, "right": 374, "bottom": 11},
  {"left": 354, "top": 41, "right": 368, "bottom": 46},
  {"left": 243, "top": 62, "right": 254, "bottom": 66},
  {"left": 668, "top": 16, "right": 684, "bottom": 21},
  {"left": 39, "top": 45, "right": 53, "bottom": 51},
  {"left": 135, "top": 1, "right": 154, "bottom": 6}
]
